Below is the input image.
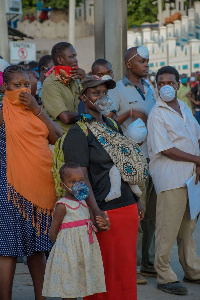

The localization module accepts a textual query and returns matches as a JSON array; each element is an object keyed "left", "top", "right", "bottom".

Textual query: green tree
[
  {"left": 43, "top": 0, "right": 83, "bottom": 10},
  {"left": 22, "top": 0, "right": 37, "bottom": 8},
  {"left": 127, "top": 0, "right": 157, "bottom": 28}
]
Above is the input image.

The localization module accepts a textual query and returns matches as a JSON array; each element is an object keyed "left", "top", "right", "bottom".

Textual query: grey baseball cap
[{"left": 79, "top": 75, "right": 116, "bottom": 95}]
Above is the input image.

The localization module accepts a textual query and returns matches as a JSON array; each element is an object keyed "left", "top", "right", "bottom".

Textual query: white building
[{"left": 128, "top": 1, "right": 200, "bottom": 75}]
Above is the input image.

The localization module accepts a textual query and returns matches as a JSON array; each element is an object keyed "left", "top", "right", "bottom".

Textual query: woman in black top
[{"left": 63, "top": 75, "right": 144, "bottom": 300}]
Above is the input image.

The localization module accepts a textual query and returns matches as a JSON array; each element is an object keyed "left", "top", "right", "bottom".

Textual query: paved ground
[
  {"left": 13, "top": 221, "right": 200, "bottom": 300},
  {"left": 24, "top": 36, "right": 95, "bottom": 73}
]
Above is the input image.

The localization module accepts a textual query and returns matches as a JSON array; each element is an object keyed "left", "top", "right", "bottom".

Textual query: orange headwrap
[{"left": 3, "top": 88, "right": 56, "bottom": 232}]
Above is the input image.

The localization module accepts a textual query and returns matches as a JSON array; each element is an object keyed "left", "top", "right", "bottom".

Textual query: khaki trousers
[{"left": 155, "top": 187, "right": 200, "bottom": 284}]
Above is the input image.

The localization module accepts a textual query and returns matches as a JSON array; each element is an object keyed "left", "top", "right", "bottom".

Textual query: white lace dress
[{"left": 42, "top": 197, "right": 106, "bottom": 298}]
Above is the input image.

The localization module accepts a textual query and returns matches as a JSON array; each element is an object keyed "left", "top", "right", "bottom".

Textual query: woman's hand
[
  {"left": 137, "top": 199, "right": 145, "bottom": 221},
  {"left": 96, "top": 214, "right": 110, "bottom": 231},
  {"left": 19, "top": 91, "right": 40, "bottom": 115}
]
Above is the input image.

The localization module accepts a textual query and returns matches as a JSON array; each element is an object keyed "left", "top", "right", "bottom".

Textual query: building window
[
  {"left": 183, "top": 65, "right": 188, "bottom": 69},
  {"left": 160, "top": 62, "right": 165, "bottom": 66},
  {"left": 79, "top": 9, "right": 81, "bottom": 17},
  {"left": 194, "top": 63, "right": 200, "bottom": 68},
  {"left": 149, "top": 63, "right": 154, "bottom": 67},
  {"left": 178, "top": 65, "right": 180, "bottom": 70},
  {"left": 89, "top": 7, "right": 92, "bottom": 16}
]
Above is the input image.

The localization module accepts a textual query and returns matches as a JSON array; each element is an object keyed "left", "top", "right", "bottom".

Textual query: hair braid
[{"left": 3, "top": 65, "right": 28, "bottom": 84}]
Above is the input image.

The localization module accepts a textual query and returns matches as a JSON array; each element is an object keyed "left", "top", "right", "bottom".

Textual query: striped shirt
[{"left": 147, "top": 97, "right": 200, "bottom": 195}]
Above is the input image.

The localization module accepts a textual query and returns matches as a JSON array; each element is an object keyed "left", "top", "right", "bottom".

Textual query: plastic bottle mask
[
  {"left": 85, "top": 94, "right": 113, "bottom": 115},
  {"left": 159, "top": 85, "right": 176, "bottom": 102},
  {"left": 64, "top": 182, "right": 89, "bottom": 201}
]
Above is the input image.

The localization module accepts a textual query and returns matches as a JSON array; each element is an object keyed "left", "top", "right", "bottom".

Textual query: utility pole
[
  {"left": 158, "top": 0, "right": 163, "bottom": 27},
  {"left": 94, "top": 0, "right": 127, "bottom": 82},
  {"left": 0, "top": 0, "right": 9, "bottom": 61},
  {"left": 69, "top": 0, "right": 76, "bottom": 46}
]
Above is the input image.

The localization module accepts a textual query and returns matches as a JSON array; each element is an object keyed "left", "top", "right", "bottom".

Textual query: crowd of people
[{"left": 0, "top": 41, "right": 200, "bottom": 300}]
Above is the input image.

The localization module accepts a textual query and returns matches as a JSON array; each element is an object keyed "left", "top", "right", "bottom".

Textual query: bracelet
[{"left": 35, "top": 108, "right": 43, "bottom": 117}]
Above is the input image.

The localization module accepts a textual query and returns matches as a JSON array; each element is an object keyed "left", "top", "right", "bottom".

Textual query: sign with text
[{"left": 10, "top": 41, "right": 36, "bottom": 63}]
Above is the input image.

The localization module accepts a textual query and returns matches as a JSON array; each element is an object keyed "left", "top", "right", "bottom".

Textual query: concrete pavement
[{"left": 13, "top": 221, "right": 200, "bottom": 300}]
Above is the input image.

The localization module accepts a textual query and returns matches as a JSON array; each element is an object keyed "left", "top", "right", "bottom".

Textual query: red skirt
[{"left": 84, "top": 203, "right": 139, "bottom": 300}]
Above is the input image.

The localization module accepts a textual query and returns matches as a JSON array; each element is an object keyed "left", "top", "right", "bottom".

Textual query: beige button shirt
[{"left": 147, "top": 97, "right": 200, "bottom": 195}]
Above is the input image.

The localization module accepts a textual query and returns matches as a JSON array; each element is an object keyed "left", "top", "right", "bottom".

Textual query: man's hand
[
  {"left": 69, "top": 66, "right": 86, "bottom": 80},
  {"left": 137, "top": 199, "right": 145, "bottom": 221},
  {"left": 195, "top": 166, "right": 200, "bottom": 184},
  {"left": 130, "top": 109, "right": 147, "bottom": 124}
]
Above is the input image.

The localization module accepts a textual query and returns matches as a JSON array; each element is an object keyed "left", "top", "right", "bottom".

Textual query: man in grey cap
[{"left": 108, "top": 46, "right": 156, "bottom": 284}]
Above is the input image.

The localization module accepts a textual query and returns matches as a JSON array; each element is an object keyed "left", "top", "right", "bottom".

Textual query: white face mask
[
  {"left": 150, "top": 75, "right": 155, "bottom": 83},
  {"left": 126, "top": 118, "right": 147, "bottom": 144},
  {"left": 190, "top": 76, "right": 196, "bottom": 82},
  {"left": 159, "top": 85, "right": 176, "bottom": 102}
]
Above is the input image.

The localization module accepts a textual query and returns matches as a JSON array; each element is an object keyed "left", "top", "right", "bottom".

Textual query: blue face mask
[
  {"left": 64, "top": 181, "right": 89, "bottom": 201},
  {"left": 180, "top": 78, "right": 188, "bottom": 84}
]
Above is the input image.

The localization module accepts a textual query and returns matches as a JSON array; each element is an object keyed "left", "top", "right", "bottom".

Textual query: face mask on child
[
  {"left": 126, "top": 118, "right": 147, "bottom": 144},
  {"left": 159, "top": 85, "right": 176, "bottom": 102},
  {"left": 64, "top": 181, "right": 89, "bottom": 201}
]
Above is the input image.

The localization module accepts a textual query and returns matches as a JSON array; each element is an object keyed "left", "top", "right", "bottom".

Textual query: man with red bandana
[{"left": 41, "top": 42, "right": 85, "bottom": 133}]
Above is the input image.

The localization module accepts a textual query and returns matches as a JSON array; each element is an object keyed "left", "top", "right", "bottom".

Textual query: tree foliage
[
  {"left": 127, "top": 0, "right": 199, "bottom": 28},
  {"left": 22, "top": 0, "right": 37, "bottom": 8},
  {"left": 43, "top": 0, "right": 83, "bottom": 10},
  {"left": 127, "top": 0, "right": 158, "bottom": 28}
]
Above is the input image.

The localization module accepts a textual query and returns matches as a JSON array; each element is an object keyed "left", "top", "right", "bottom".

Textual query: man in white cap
[{"left": 108, "top": 46, "right": 156, "bottom": 284}]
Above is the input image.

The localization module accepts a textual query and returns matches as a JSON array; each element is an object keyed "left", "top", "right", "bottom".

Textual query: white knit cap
[
  {"left": 0, "top": 59, "right": 10, "bottom": 72},
  {"left": 126, "top": 118, "right": 147, "bottom": 144}
]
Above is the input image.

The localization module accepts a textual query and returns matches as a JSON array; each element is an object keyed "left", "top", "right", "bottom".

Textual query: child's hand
[
  {"left": 96, "top": 214, "right": 110, "bottom": 232},
  {"left": 19, "top": 91, "right": 40, "bottom": 115}
]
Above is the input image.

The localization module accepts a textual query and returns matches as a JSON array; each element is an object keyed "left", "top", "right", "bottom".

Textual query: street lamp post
[
  {"left": 69, "top": 0, "right": 76, "bottom": 46},
  {"left": 0, "top": 0, "right": 9, "bottom": 61}
]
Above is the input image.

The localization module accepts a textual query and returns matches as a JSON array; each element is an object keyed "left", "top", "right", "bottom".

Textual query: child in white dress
[
  {"left": 42, "top": 162, "right": 107, "bottom": 300},
  {"left": 105, "top": 118, "right": 147, "bottom": 201}
]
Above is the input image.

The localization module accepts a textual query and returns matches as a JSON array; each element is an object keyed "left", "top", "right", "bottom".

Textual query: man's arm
[
  {"left": 162, "top": 147, "right": 200, "bottom": 166},
  {"left": 186, "top": 90, "right": 199, "bottom": 106}
]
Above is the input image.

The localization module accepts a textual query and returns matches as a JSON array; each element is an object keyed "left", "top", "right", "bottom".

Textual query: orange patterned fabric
[{"left": 3, "top": 88, "right": 56, "bottom": 213}]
